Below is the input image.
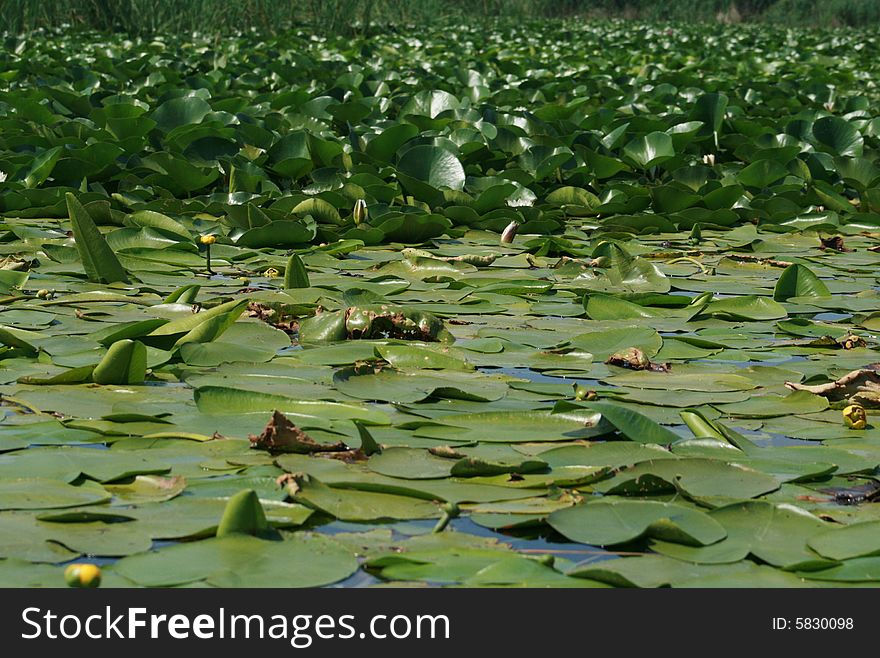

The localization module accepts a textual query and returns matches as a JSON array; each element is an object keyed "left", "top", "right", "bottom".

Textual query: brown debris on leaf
[
  {"left": 817, "top": 480, "right": 880, "bottom": 505},
  {"left": 819, "top": 235, "right": 853, "bottom": 252},
  {"left": 247, "top": 302, "right": 298, "bottom": 334},
  {"left": 605, "top": 347, "right": 670, "bottom": 372},
  {"left": 428, "top": 445, "right": 465, "bottom": 459},
  {"left": 315, "top": 449, "right": 369, "bottom": 463},
  {"left": 839, "top": 335, "right": 868, "bottom": 349},
  {"left": 249, "top": 410, "right": 349, "bottom": 454},
  {"left": 276, "top": 472, "right": 307, "bottom": 496},
  {"left": 726, "top": 254, "right": 793, "bottom": 268},
  {"left": 791, "top": 334, "right": 868, "bottom": 349},
  {"left": 344, "top": 306, "right": 437, "bottom": 341},
  {"left": 785, "top": 364, "right": 880, "bottom": 408}
]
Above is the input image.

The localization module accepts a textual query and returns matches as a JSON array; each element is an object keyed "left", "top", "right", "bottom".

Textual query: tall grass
[
  {"left": 0, "top": 0, "right": 878, "bottom": 35},
  {"left": 0, "top": 0, "right": 297, "bottom": 34}
]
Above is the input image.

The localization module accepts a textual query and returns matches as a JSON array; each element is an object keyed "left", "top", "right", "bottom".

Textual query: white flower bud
[
  {"left": 353, "top": 199, "right": 368, "bottom": 224},
  {"left": 500, "top": 220, "right": 519, "bottom": 244}
]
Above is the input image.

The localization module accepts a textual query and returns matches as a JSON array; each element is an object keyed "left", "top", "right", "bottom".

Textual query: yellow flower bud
[
  {"left": 843, "top": 404, "right": 867, "bottom": 430},
  {"left": 573, "top": 383, "right": 596, "bottom": 401},
  {"left": 199, "top": 235, "right": 217, "bottom": 245},
  {"left": 64, "top": 563, "right": 102, "bottom": 588}
]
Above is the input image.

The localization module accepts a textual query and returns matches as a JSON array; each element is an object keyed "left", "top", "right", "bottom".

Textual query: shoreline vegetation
[{"left": 1, "top": 0, "right": 879, "bottom": 36}]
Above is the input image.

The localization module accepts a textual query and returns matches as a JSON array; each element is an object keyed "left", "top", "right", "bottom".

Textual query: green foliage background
[{"left": 0, "top": 0, "right": 879, "bottom": 35}]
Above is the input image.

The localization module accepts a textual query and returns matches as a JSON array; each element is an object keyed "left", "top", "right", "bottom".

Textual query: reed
[{"left": 0, "top": 0, "right": 878, "bottom": 35}]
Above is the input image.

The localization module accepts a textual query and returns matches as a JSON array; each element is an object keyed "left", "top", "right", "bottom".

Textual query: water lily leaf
[
  {"left": 178, "top": 321, "right": 289, "bottom": 366},
  {"left": 173, "top": 302, "right": 249, "bottom": 348},
  {"left": 401, "top": 89, "right": 459, "bottom": 119},
  {"left": 374, "top": 343, "right": 472, "bottom": 370},
  {"left": 573, "top": 242, "right": 670, "bottom": 294},
  {"left": 548, "top": 499, "right": 726, "bottom": 547},
  {"left": 584, "top": 294, "right": 668, "bottom": 320},
  {"left": 606, "top": 370, "right": 757, "bottom": 392},
  {"left": 412, "top": 409, "right": 610, "bottom": 443},
  {"left": 365, "top": 123, "right": 419, "bottom": 162},
  {"left": 691, "top": 91, "right": 728, "bottom": 140},
  {"left": 368, "top": 547, "right": 598, "bottom": 587},
  {"left": 623, "top": 132, "right": 674, "bottom": 168},
  {"left": 216, "top": 489, "right": 279, "bottom": 539},
  {"left": 773, "top": 264, "right": 831, "bottom": 301},
  {"left": 776, "top": 318, "right": 849, "bottom": 339},
  {"left": 0, "top": 513, "right": 150, "bottom": 561},
  {"left": 286, "top": 473, "right": 441, "bottom": 521},
  {"left": 103, "top": 475, "right": 186, "bottom": 503},
  {"left": 0, "top": 447, "right": 171, "bottom": 483},
  {"left": 652, "top": 501, "right": 835, "bottom": 570},
  {"left": 284, "top": 253, "right": 310, "bottom": 288},
  {"left": 367, "top": 447, "right": 453, "bottom": 479},
  {"left": 568, "top": 554, "right": 803, "bottom": 588},
  {"left": 701, "top": 296, "right": 787, "bottom": 321},
  {"left": 23, "top": 146, "right": 63, "bottom": 188},
  {"left": 0, "top": 479, "right": 110, "bottom": 510},
  {"left": 194, "top": 386, "right": 390, "bottom": 424},
  {"left": 598, "top": 458, "right": 780, "bottom": 499},
  {"left": 92, "top": 339, "right": 147, "bottom": 385},
  {"left": 0, "top": 559, "right": 73, "bottom": 586},
  {"left": 293, "top": 198, "right": 343, "bottom": 225},
  {"left": 397, "top": 145, "right": 465, "bottom": 191},
  {"left": 334, "top": 366, "right": 503, "bottom": 404},
  {"left": 0, "top": 325, "right": 39, "bottom": 352},
  {"left": 809, "top": 521, "right": 880, "bottom": 561},
  {"left": 582, "top": 401, "right": 680, "bottom": 444},
  {"left": 737, "top": 159, "right": 788, "bottom": 188},
  {"left": 236, "top": 220, "right": 315, "bottom": 247},
  {"left": 812, "top": 115, "right": 863, "bottom": 156},
  {"left": 150, "top": 96, "right": 212, "bottom": 131},
  {"left": 66, "top": 193, "right": 129, "bottom": 284},
  {"left": 113, "top": 532, "right": 357, "bottom": 587},
  {"left": 568, "top": 327, "right": 662, "bottom": 361},
  {"left": 715, "top": 390, "right": 829, "bottom": 418},
  {"left": 800, "top": 557, "right": 880, "bottom": 583},
  {"left": 0, "top": 270, "right": 28, "bottom": 294},
  {"left": 127, "top": 210, "right": 191, "bottom": 240}
]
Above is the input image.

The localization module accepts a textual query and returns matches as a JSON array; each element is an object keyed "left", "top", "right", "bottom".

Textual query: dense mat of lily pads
[{"left": 1, "top": 20, "right": 880, "bottom": 588}]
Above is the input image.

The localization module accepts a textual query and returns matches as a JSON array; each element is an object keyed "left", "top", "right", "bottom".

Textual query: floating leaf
[
  {"left": 113, "top": 533, "right": 357, "bottom": 587},
  {"left": 548, "top": 499, "right": 726, "bottom": 547}
]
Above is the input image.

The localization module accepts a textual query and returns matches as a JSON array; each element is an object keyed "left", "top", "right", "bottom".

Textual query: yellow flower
[
  {"left": 64, "top": 563, "right": 102, "bottom": 588},
  {"left": 843, "top": 404, "right": 867, "bottom": 430},
  {"left": 199, "top": 235, "right": 217, "bottom": 245}
]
